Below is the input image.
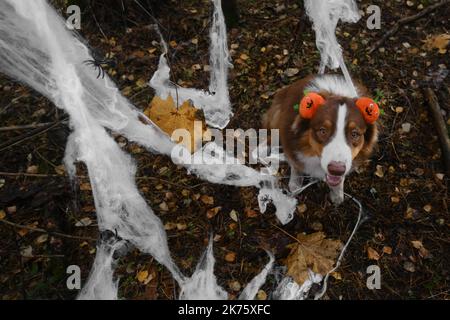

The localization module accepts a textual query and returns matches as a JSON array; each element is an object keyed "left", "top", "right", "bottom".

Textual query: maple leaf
[
  {"left": 286, "top": 232, "right": 342, "bottom": 285},
  {"left": 143, "top": 95, "right": 209, "bottom": 153}
]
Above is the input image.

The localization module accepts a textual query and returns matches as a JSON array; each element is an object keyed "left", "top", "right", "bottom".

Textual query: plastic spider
[{"left": 83, "top": 57, "right": 116, "bottom": 79}]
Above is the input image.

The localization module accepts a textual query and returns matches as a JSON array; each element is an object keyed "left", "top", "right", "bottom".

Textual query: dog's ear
[{"left": 299, "top": 92, "right": 325, "bottom": 119}]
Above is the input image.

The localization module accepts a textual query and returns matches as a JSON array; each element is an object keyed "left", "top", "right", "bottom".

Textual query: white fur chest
[{"left": 295, "top": 152, "right": 325, "bottom": 179}]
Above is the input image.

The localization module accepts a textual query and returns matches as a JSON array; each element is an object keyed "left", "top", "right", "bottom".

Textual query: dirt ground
[{"left": 0, "top": 0, "right": 449, "bottom": 300}]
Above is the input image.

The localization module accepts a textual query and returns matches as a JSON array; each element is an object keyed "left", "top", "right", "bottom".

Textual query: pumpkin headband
[{"left": 295, "top": 92, "right": 380, "bottom": 124}]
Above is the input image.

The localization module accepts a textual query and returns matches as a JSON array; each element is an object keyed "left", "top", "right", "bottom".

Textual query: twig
[
  {"left": 0, "top": 122, "right": 64, "bottom": 132},
  {"left": 0, "top": 218, "right": 96, "bottom": 241},
  {"left": 0, "top": 171, "right": 201, "bottom": 189},
  {"left": 0, "top": 117, "right": 68, "bottom": 152},
  {"left": 423, "top": 88, "right": 450, "bottom": 175},
  {"left": 368, "top": 0, "right": 450, "bottom": 54}
]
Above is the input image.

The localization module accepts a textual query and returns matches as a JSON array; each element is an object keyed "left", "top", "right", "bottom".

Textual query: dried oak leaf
[
  {"left": 143, "top": 95, "right": 209, "bottom": 153},
  {"left": 286, "top": 232, "right": 342, "bottom": 285},
  {"left": 422, "top": 34, "right": 450, "bottom": 54}
]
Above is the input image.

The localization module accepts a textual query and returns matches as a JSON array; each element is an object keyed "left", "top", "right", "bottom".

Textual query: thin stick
[
  {"left": 368, "top": 0, "right": 450, "bottom": 54},
  {"left": 423, "top": 88, "right": 450, "bottom": 175},
  {"left": 0, "top": 171, "right": 199, "bottom": 189},
  {"left": 0, "top": 117, "right": 68, "bottom": 152},
  {"left": 0, "top": 218, "right": 96, "bottom": 241},
  {"left": 0, "top": 122, "right": 63, "bottom": 132}
]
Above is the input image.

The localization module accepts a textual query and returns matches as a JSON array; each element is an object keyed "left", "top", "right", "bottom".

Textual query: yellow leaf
[
  {"left": 137, "top": 270, "right": 149, "bottom": 283},
  {"left": 143, "top": 95, "right": 209, "bottom": 153},
  {"left": 285, "top": 232, "right": 342, "bottom": 285}
]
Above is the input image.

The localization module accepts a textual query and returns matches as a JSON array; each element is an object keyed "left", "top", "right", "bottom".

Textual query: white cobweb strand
[
  {"left": 304, "top": 0, "right": 360, "bottom": 96},
  {"left": 150, "top": 0, "right": 233, "bottom": 129},
  {"left": 179, "top": 238, "right": 228, "bottom": 300},
  {"left": 180, "top": 239, "right": 275, "bottom": 300},
  {"left": 77, "top": 241, "right": 122, "bottom": 300},
  {"left": 273, "top": 272, "right": 323, "bottom": 300},
  {"left": 239, "top": 251, "right": 275, "bottom": 300}
]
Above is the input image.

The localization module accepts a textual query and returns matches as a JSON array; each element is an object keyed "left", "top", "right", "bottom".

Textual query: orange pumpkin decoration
[
  {"left": 299, "top": 92, "right": 325, "bottom": 119},
  {"left": 356, "top": 97, "right": 379, "bottom": 124}
]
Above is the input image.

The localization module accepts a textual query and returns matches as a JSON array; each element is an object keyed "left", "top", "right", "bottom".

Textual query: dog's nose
[{"left": 327, "top": 161, "right": 346, "bottom": 176}]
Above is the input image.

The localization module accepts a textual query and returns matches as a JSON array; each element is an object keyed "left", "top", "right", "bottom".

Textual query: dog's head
[{"left": 295, "top": 93, "right": 379, "bottom": 187}]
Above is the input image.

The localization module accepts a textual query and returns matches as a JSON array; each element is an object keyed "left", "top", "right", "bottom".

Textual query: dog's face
[{"left": 304, "top": 97, "right": 377, "bottom": 186}]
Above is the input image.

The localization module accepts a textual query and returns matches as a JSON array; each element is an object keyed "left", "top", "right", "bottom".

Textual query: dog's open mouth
[{"left": 326, "top": 174, "right": 343, "bottom": 187}]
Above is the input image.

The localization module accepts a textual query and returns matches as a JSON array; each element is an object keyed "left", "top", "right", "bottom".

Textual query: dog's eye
[
  {"left": 318, "top": 127, "right": 327, "bottom": 136},
  {"left": 351, "top": 129, "right": 361, "bottom": 140}
]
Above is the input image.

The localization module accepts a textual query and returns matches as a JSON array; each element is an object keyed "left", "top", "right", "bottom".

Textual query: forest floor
[{"left": 0, "top": 0, "right": 449, "bottom": 300}]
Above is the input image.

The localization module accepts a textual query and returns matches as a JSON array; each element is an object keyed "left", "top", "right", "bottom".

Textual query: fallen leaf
[
  {"left": 423, "top": 204, "right": 432, "bottom": 213},
  {"left": 382, "top": 246, "right": 393, "bottom": 255},
  {"left": 256, "top": 290, "right": 267, "bottom": 300},
  {"left": 143, "top": 95, "right": 209, "bottom": 153},
  {"left": 206, "top": 206, "right": 221, "bottom": 219},
  {"left": 229, "top": 210, "right": 238, "bottom": 222},
  {"left": 176, "top": 223, "right": 187, "bottom": 231},
  {"left": 164, "top": 222, "right": 177, "bottom": 231},
  {"left": 285, "top": 68, "right": 299, "bottom": 77},
  {"left": 200, "top": 195, "right": 214, "bottom": 205},
  {"left": 20, "top": 245, "right": 33, "bottom": 258},
  {"left": 403, "top": 261, "right": 415, "bottom": 273},
  {"left": 422, "top": 33, "right": 450, "bottom": 54},
  {"left": 137, "top": 270, "right": 149, "bottom": 283},
  {"left": 225, "top": 252, "right": 236, "bottom": 263},
  {"left": 26, "top": 165, "right": 38, "bottom": 174},
  {"left": 35, "top": 234, "right": 48, "bottom": 244},
  {"left": 0, "top": 210, "right": 5, "bottom": 220},
  {"left": 297, "top": 203, "right": 307, "bottom": 214},
  {"left": 375, "top": 165, "right": 384, "bottom": 178},
  {"left": 229, "top": 280, "right": 241, "bottom": 291},
  {"left": 75, "top": 217, "right": 92, "bottom": 227},
  {"left": 285, "top": 232, "right": 342, "bottom": 285},
  {"left": 240, "top": 53, "right": 249, "bottom": 60},
  {"left": 54, "top": 164, "right": 65, "bottom": 175},
  {"left": 80, "top": 182, "right": 92, "bottom": 191},
  {"left": 367, "top": 247, "right": 380, "bottom": 261},
  {"left": 411, "top": 240, "right": 431, "bottom": 259},
  {"left": 159, "top": 202, "right": 169, "bottom": 212},
  {"left": 245, "top": 208, "right": 258, "bottom": 218}
]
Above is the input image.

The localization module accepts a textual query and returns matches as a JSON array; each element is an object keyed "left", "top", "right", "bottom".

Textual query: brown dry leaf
[
  {"left": 143, "top": 95, "right": 209, "bottom": 153},
  {"left": 206, "top": 206, "right": 221, "bottom": 219},
  {"left": 200, "top": 195, "right": 214, "bottom": 205},
  {"left": 382, "top": 246, "right": 393, "bottom": 255},
  {"left": 245, "top": 208, "right": 258, "bottom": 218},
  {"left": 411, "top": 240, "right": 431, "bottom": 259},
  {"left": 225, "top": 252, "right": 236, "bottom": 263},
  {"left": 422, "top": 34, "right": 450, "bottom": 54},
  {"left": 367, "top": 247, "right": 380, "bottom": 261},
  {"left": 0, "top": 210, "right": 5, "bottom": 220},
  {"left": 285, "top": 232, "right": 342, "bottom": 285}
]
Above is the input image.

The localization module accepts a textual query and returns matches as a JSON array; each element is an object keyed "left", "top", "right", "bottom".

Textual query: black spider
[{"left": 83, "top": 56, "right": 116, "bottom": 79}]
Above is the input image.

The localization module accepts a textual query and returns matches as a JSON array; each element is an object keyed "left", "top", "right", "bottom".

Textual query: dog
[{"left": 263, "top": 74, "right": 379, "bottom": 204}]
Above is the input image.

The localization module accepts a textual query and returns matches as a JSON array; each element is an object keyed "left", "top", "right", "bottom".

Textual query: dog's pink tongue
[{"left": 326, "top": 174, "right": 342, "bottom": 187}]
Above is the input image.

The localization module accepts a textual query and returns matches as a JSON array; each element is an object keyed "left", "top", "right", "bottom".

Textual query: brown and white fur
[{"left": 263, "top": 74, "right": 378, "bottom": 204}]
